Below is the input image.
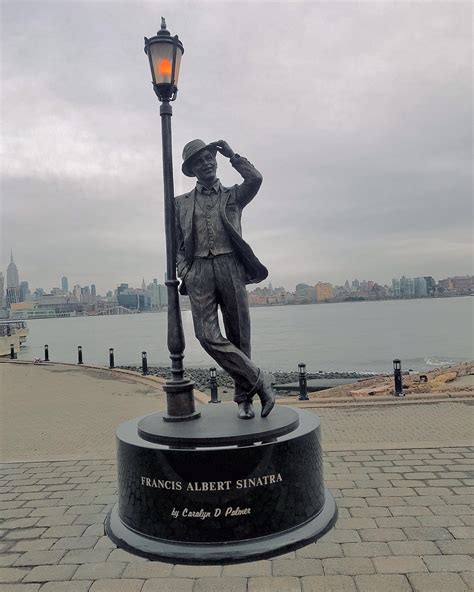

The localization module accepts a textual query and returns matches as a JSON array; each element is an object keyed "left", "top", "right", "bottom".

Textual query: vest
[{"left": 193, "top": 191, "right": 233, "bottom": 257}]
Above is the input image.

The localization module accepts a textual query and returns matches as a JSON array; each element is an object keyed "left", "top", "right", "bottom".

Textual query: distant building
[
  {"left": 61, "top": 276, "right": 69, "bottom": 294},
  {"left": 450, "top": 276, "right": 474, "bottom": 292},
  {"left": 81, "top": 286, "right": 92, "bottom": 305},
  {"left": 6, "top": 287, "right": 20, "bottom": 307},
  {"left": 149, "top": 282, "right": 168, "bottom": 308},
  {"left": 414, "top": 277, "right": 428, "bottom": 297},
  {"left": 315, "top": 282, "right": 334, "bottom": 302},
  {"left": 20, "top": 281, "right": 31, "bottom": 302},
  {"left": 34, "top": 294, "right": 82, "bottom": 316},
  {"left": 117, "top": 284, "right": 151, "bottom": 311},
  {"left": 392, "top": 278, "right": 400, "bottom": 297},
  {"left": 305, "top": 285, "right": 317, "bottom": 303},
  {"left": 295, "top": 283, "right": 310, "bottom": 304},
  {"left": 424, "top": 276, "right": 436, "bottom": 296},
  {"left": 438, "top": 275, "right": 474, "bottom": 294},
  {"left": 7, "top": 251, "right": 19, "bottom": 289},
  {"left": 0, "top": 272, "right": 4, "bottom": 308},
  {"left": 399, "top": 276, "right": 415, "bottom": 297}
]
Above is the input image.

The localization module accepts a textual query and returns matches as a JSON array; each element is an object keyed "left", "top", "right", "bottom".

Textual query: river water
[{"left": 17, "top": 297, "right": 473, "bottom": 374}]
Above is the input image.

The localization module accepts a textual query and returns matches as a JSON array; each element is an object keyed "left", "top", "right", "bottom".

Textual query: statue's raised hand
[{"left": 209, "top": 140, "right": 235, "bottom": 159}]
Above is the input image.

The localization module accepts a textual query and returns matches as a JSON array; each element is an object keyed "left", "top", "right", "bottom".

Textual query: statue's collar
[{"left": 196, "top": 179, "right": 221, "bottom": 195}]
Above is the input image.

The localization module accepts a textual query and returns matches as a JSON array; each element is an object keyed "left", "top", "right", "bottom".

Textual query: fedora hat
[{"left": 181, "top": 139, "right": 216, "bottom": 177}]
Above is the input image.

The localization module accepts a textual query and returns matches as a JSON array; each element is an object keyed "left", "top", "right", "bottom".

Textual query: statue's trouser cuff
[{"left": 233, "top": 369, "right": 263, "bottom": 404}]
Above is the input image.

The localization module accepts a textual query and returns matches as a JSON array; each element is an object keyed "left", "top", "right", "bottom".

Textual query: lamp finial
[{"left": 161, "top": 17, "right": 167, "bottom": 30}]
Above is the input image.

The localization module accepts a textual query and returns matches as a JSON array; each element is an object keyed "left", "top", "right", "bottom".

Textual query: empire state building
[{"left": 6, "top": 251, "right": 20, "bottom": 306}]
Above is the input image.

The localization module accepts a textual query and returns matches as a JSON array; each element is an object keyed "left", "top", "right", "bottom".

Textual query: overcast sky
[{"left": 1, "top": 0, "right": 472, "bottom": 294}]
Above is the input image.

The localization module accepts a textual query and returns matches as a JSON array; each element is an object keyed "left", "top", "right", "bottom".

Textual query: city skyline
[
  {"left": 1, "top": 251, "right": 471, "bottom": 298},
  {"left": 2, "top": 2, "right": 472, "bottom": 293}
]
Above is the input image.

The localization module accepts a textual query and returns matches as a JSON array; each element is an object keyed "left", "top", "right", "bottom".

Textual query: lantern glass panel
[
  {"left": 173, "top": 48, "right": 182, "bottom": 86},
  {"left": 149, "top": 41, "right": 182, "bottom": 86}
]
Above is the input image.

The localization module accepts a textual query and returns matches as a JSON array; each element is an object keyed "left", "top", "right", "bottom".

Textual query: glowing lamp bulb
[{"left": 158, "top": 58, "right": 172, "bottom": 77}]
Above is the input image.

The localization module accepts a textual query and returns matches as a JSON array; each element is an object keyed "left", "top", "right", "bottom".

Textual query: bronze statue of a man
[{"left": 175, "top": 139, "right": 275, "bottom": 419}]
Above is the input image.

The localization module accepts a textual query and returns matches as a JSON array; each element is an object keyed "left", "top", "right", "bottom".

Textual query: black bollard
[
  {"left": 78, "top": 346, "right": 83, "bottom": 365},
  {"left": 142, "top": 351, "right": 148, "bottom": 376},
  {"left": 109, "top": 348, "right": 115, "bottom": 369},
  {"left": 298, "top": 362, "right": 309, "bottom": 400},
  {"left": 44, "top": 344, "right": 49, "bottom": 362},
  {"left": 209, "top": 367, "right": 221, "bottom": 404},
  {"left": 10, "top": 344, "right": 15, "bottom": 359},
  {"left": 393, "top": 359, "right": 404, "bottom": 396}
]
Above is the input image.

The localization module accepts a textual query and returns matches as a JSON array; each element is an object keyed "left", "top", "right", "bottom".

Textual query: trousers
[{"left": 185, "top": 253, "right": 262, "bottom": 403}]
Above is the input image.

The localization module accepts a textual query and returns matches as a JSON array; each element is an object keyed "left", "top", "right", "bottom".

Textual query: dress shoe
[
  {"left": 238, "top": 400, "right": 255, "bottom": 419},
  {"left": 258, "top": 377, "right": 275, "bottom": 418}
]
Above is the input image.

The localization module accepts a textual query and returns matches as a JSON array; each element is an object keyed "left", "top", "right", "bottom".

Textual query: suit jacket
[{"left": 175, "top": 156, "right": 268, "bottom": 295}]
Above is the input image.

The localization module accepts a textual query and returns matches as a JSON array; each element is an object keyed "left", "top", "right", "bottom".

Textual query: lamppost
[{"left": 144, "top": 18, "right": 200, "bottom": 422}]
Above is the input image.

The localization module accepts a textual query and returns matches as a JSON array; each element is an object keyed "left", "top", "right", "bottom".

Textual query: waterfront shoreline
[{"left": 118, "top": 365, "right": 378, "bottom": 392}]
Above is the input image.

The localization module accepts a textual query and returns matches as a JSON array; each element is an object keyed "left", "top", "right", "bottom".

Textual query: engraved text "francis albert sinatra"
[{"left": 140, "top": 473, "right": 283, "bottom": 491}]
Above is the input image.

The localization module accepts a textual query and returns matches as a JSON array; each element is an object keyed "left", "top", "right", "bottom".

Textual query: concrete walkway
[{"left": 1, "top": 362, "right": 473, "bottom": 591}]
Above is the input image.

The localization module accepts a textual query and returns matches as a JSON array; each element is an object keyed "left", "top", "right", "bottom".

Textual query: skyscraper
[
  {"left": 6, "top": 251, "right": 20, "bottom": 307},
  {"left": 0, "top": 272, "right": 4, "bottom": 308},
  {"left": 7, "top": 250, "right": 19, "bottom": 288},
  {"left": 20, "top": 281, "right": 30, "bottom": 302},
  {"left": 62, "top": 276, "right": 69, "bottom": 294}
]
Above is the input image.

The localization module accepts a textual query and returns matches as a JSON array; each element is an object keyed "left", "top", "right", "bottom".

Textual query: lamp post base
[{"left": 162, "top": 379, "right": 201, "bottom": 422}]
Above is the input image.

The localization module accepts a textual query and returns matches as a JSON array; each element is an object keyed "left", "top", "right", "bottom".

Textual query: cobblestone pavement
[
  {"left": 0, "top": 364, "right": 166, "bottom": 462},
  {"left": 1, "top": 363, "right": 472, "bottom": 462},
  {"left": 1, "top": 447, "right": 473, "bottom": 591},
  {"left": 1, "top": 363, "right": 473, "bottom": 590},
  {"left": 316, "top": 402, "right": 473, "bottom": 451}
]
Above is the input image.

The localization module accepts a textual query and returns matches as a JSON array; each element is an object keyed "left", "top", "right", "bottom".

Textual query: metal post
[
  {"left": 109, "top": 348, "right": 115, "bottom": 369},
  {"left": 393, "top": 359, "right": 403, "bottom": 396},
  {"left": 159, "top": 100, "right": 199, "bottom": 422},
  {"left": 142, "top": 351, "right": 148, "bottom": 376},
  {"left": 298, "top": 362, "right": 309, "bottom": 400},
  {"left": 209, "top": 367, "right": 220, "bottom": 404},
  {"left": 78, "top": 346, "right": 83, "bottom": 365},
  {"left": 10, "top": 344, "right": 15, "bottom": 359},
  {"left": 44, "top": 344, "right": 49, "bottom": 362}
]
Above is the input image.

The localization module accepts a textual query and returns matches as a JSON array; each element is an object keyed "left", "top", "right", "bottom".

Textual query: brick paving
[
  {"left": 0, "top": 447, "right": 472, "bottom": 591},
  {"left": 1, "top": 363, "right": 473, "bottom": 590}
]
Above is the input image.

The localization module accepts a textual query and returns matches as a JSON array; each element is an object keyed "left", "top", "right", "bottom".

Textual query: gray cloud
[{"left": 1, "top": 0, "right": 472, "bottom": 293}]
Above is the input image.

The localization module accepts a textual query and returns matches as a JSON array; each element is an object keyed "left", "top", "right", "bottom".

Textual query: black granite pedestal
[{"left": 106, "top": 404, "right": 337, "bottom": 564}]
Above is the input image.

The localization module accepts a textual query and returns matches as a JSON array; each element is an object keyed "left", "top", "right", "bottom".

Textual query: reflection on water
[{"left": 18, "top": 297, "right": 473, "bottom": 373}]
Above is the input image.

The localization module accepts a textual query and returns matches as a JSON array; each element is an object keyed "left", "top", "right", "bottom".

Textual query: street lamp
[
  {"left": 144, "top": 17, "right": 183, "bottom": 102},
  {"left": 144, "top": 18, "right": 200, "bottom": 422}
]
